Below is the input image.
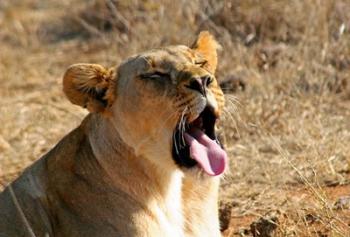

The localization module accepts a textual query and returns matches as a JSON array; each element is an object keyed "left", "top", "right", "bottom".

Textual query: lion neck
[
  {"left": 84, "top": 114, "right": 220, "bottom": 235},
  {"left": 85, "top": 114, "right": 184, "bottom": 229}
]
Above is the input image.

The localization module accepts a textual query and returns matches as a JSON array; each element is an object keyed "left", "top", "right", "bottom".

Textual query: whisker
[
  {"left": 225, "top": 94, "right": 241, "bottom": 107},
  {"left": 177, "top": 107, "right": 188, "bottom": 148},
  {"left": 222, "top": 108, "right": 235, "bottom": 124},
  {"left": 221, "top": 96, "right": 243, "bottom": 139},
  {"left": 173, "top": 132, "right": 179, "bottom": 155},
  {"left": 224, "top": 97, "right": 239, "bottom": 116},
  {"left": 180, "top": 106, "right": 188, "bottom": 148}
]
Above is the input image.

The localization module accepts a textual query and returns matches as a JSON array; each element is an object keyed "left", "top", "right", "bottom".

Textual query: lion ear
[
  {"left": 191, "top": 31, "right": 220, "bottom": 74},
  {"left": 63, "top": 63, "right": 115, "bottom": 113}
]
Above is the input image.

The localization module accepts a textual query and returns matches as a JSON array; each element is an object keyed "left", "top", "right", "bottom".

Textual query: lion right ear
[
  {"left": 63, "top": 63, "right": 115, "bottom": 113},
  {"left": 191, "top": 31, "right": 220, "bottom": 74}
]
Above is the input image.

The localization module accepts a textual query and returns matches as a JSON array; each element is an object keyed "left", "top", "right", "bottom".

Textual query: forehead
[
  {"left": 117, "top": 45, "right": 206, "bottom": 77},
  {"left": 146, "top": 45, "right": 192, "bottom": 60},
  {"left": 142, "top": 45, "right": 198, "bottom": 70}
]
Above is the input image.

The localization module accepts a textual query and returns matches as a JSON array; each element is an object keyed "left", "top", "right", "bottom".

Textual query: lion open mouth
[{"left": 172, "top": 106, "right": 227, "bottom": 176}]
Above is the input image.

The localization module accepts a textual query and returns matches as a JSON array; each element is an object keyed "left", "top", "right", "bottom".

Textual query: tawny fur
[{"left": 0, "top": 31, "right": 225, "bottom": 237}]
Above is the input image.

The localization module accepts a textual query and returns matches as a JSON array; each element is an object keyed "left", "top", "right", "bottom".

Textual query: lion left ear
[
  {"left": 191, "top": 31, "right": 220, "bottom": 74},
  {"left": 63, "top": 63, "right": 116, "bottom": 113}
]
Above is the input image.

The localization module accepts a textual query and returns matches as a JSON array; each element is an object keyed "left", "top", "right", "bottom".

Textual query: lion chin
[{"left": 0, "top": 31, "right": 227, "bottom": 237}]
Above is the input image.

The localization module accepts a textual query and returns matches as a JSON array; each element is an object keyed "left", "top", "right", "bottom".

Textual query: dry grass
[{"left": 1, "top": 0, "right": 350, "bottom": 236}]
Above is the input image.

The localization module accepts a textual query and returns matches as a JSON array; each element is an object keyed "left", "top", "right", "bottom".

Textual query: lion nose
[{"left": 185, "top": 75, "right": 212, "bottom": 96}]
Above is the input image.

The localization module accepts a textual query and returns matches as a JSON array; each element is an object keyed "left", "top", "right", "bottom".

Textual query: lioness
[{"left": 0, "top": 31, "right": 227, "bottom": 237}]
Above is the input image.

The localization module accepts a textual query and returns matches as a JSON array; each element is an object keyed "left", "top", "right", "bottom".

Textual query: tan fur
[
  {"left": 63, "top": 63, "right": 115, "bottom": 113},
  {"left": 0, "top": 32, "right": 225, "bottom": 237},
  {"left": 191, "top": 31, "right": 221, "bottom": 74}
]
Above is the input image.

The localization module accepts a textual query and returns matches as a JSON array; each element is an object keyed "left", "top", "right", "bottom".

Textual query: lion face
[{"left": 63, "top": 32, "right": 227, "bottom": 176}]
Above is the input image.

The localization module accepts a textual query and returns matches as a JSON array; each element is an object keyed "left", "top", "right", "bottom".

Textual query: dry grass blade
[
  {"left": 8, "top": 185, "right": 37, "bottom": 237},
  {"left": 269, "top": 135, "right": 350, "bottom": 237}
]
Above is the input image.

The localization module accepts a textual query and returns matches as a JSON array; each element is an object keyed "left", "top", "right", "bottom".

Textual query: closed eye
[
  {"left": 194, "top": 59, "right": 207, "bottom": 67},
  {"left": 140, "top": 71, "right": 171, "bottom": 80}
]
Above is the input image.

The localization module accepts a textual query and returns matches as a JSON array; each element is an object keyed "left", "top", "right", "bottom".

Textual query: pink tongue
[{"left": 184, "top": 128, "right": 227, "bottom": 176}]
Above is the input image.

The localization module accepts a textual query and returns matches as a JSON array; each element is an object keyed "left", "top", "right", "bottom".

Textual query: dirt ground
[{"left": 1, "top": 1, "right": 350, "bottom": 236}]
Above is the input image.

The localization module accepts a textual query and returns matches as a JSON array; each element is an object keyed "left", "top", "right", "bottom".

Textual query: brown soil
[{"left": 222, "top": 184, "right": 350, "bottom": 236}]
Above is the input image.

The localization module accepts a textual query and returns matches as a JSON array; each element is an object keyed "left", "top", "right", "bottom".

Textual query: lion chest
[{"left": 146, "top": 170, "right": 185, "bottom": 237}]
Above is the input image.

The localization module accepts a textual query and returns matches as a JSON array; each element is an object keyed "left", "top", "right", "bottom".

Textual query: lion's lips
[{"left": 184, "top": 128, "right": 227, "bottom": 176}]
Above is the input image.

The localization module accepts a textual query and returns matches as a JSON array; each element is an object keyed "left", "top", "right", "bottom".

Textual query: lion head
[{"left": 63, "top": 31, "right": 227, "bottom": 176}]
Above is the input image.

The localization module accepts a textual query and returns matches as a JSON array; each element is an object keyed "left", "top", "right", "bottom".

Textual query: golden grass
[{"left": 1, "top": 0, "right": 350, "bottom": 236}]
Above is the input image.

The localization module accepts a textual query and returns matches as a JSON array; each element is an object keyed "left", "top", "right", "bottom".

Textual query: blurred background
[{"left": 0, "top": 0, "right": 350, "bottom": 236}]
